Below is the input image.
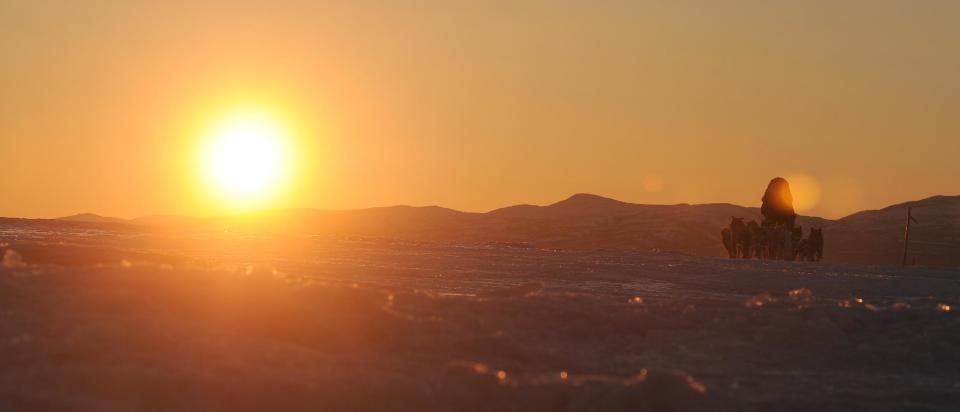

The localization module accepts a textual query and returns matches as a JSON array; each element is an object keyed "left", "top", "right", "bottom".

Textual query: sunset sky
[{"left": 1, "top": 1, "right": 957, "bottom": 219}]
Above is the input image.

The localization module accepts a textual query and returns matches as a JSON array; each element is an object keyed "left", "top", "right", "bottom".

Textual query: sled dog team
[{"left": 722, "top": 217, "right": 823, "bottom": 261}]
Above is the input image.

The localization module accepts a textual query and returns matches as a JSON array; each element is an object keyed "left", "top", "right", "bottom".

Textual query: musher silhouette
[{"left": 760, "top": 177, "right": 796, "bottom": 228}]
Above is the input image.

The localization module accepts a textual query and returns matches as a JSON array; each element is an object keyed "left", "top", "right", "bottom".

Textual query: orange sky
[{"left": 1, "top": 1, "right": 957, "bottom": 219}]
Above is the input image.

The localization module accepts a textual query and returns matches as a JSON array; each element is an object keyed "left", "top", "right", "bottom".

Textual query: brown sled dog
[
  {"left": 798, "top": 227, "right": 824, "bottom": 262},
  {"left": 721, "top": 217, "right": 750, "bottom": 258}
]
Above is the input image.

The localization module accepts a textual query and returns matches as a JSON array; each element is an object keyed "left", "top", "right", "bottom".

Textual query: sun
[
  {"left": 199, "top": 109, "right": 294, "bottom": 210},
  {"left": 785, "top": 173, "right": 822, "bottom": 213}
]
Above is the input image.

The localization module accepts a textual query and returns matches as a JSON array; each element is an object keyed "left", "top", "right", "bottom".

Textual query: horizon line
[{"left": 11, "top": 192, "right": 957, "bottom": 223}]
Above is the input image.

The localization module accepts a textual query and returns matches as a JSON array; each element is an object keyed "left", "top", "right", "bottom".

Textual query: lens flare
[{"left": 642, "top": 175, "right": 665, "bottom": 192}]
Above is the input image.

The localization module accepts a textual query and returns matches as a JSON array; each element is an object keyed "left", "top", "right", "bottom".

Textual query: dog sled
[{"left": 720, "top": 177, "right": 823, "bottom": 261}]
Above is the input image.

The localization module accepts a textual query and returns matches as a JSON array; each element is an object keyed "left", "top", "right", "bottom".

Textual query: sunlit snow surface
[{"left": 0, "top": 223, "right": 958, "bottom": 411}]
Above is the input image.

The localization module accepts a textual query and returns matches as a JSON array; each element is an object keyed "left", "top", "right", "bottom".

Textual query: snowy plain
[{"left": 0, "top": 223, "right": 958, "bottom": 411}]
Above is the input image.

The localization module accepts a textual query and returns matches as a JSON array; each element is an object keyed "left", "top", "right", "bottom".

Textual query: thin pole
[{"left": 902, "top": 207, "right": 912, "bottom": 266}]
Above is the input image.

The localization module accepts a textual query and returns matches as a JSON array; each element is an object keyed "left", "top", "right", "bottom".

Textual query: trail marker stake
[{"left": 902, "top": 207, "right": 918, "bottom": 266}]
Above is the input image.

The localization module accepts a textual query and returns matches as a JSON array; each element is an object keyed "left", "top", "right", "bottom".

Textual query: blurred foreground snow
[{"left": 0, "top": 227, "right": 958, "bottom": 411}]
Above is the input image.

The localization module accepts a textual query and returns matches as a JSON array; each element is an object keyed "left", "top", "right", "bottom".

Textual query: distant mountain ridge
[
  {"left": 57, "top": 213, "right": 128, "bottom": 225},
  {"left": 490, "top": 193, "right": 659, "bottom": 219},
  {"left": 42, "top": 193, "right": 960, "bottom": 267}
]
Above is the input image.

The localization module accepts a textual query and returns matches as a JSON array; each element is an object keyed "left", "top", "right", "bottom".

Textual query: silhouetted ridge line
[
  {"left": 57, "top": 213, "right": 128, "bottom": 224},
  {"left": 32, "top": 193, "right": 960, "bottom": 266}
]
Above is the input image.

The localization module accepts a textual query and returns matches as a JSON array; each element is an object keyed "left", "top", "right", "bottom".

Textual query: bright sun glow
[
  {"left": 200, "top": 110, "right": 294, "bottom": 210},
  {"left": 785, "top": 173, "right": 822, "bottom": 213}
]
